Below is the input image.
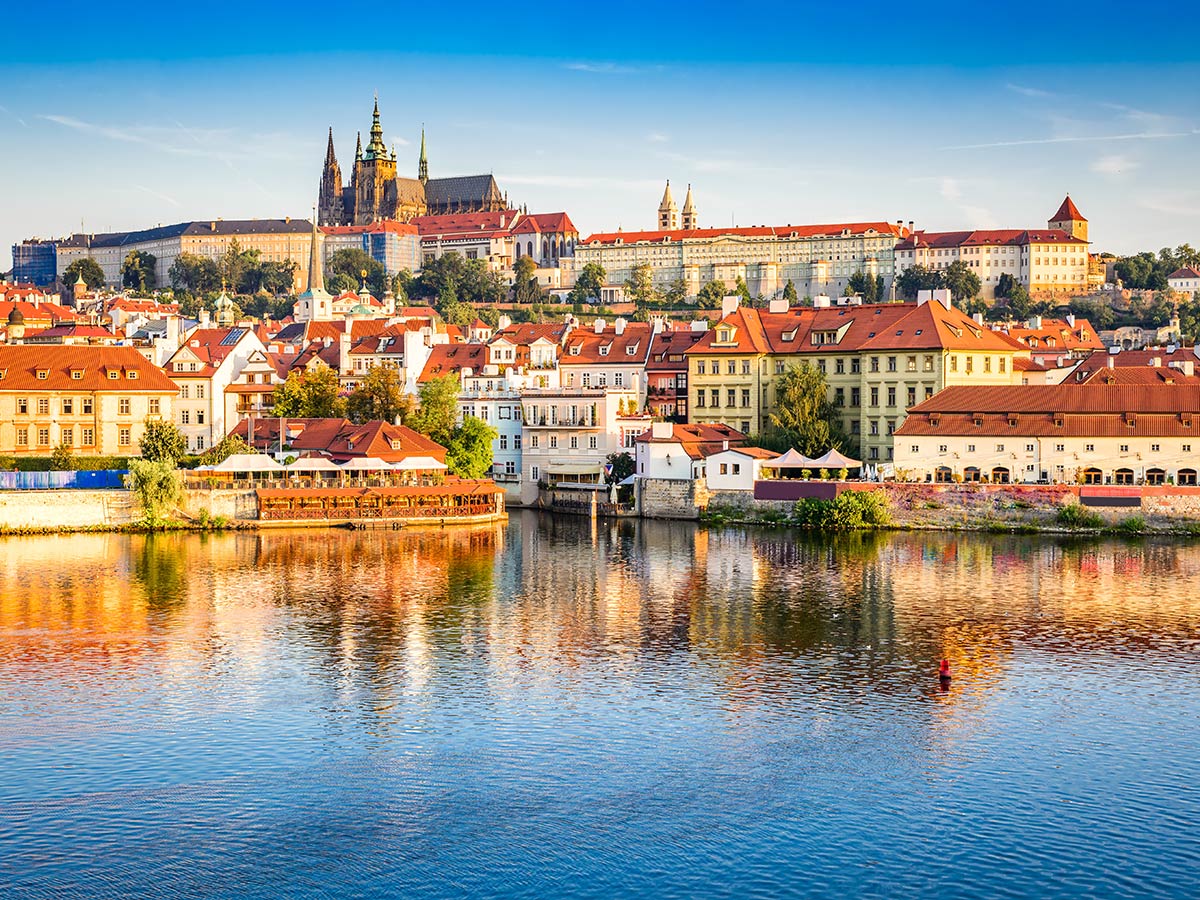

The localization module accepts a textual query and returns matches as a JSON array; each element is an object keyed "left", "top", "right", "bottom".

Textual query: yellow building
[{"left": 0, "top": 346, "right": 178, "bottom": 456}]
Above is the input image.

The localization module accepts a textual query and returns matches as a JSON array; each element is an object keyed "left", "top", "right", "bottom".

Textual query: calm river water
[{"left": 1, "top": 512, "right": 1198, "bottom": 898}]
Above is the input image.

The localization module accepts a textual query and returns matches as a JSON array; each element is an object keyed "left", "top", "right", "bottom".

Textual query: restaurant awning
[
  {"left": 810, "top": 448, "right": 862, "bottom": 469},
  {"left": 767, "top": 448, "right": 821, "bottom": 469},
  {"left": 392, "top": 456, "right": 448, "bottom": 471},
  {"left": 286, "top": 457, "right": 342, "bottom": 471},
  {"left": 339, "top": 457, "right": 394, "bottom": 471},
  {"left": 211, "top": 453, "right": 284, "bottom": 473},
  {"left": 546, "top": 463, "right": 603, "bottom": 476}
]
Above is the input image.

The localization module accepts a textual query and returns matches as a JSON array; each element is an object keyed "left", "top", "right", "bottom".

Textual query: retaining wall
[{"left": 0, "top": 489, "right": 139, "bottom": 531}]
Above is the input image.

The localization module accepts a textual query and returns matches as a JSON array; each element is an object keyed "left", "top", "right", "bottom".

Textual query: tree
[
  {"left": 326, "top": 248, "right": 386, "bottom": 296},
  {"left": 568, "top": 262, "right": 606, "bottom": 305},
  {"left": 940, "top": 260, "right": 981, "bottom": 304},
  {"left": 662, "top": 277, "right": 687, "bottom": 306},
  {"left": 732, "top": 276, "right": 752, "bottom": 304},
  {"left": 63, "top": 258, "right": 105, "bottom": 290},
  {"left": 346, "top": 365, "right": 414, "bottom": 424},
  {"left": 255, "top": 259, "right": 298, "bottom": 296},
  {"left": 199, "top": 433, "right": 253, "bottom": 466},
  {"left": 168, "top": 253, "right": 221, "bottom": 293},
  {"left": 445, "top": 415, "right": 497, "bottom": 478},
  {"left": 220, "top": 238, "right": 249, "bottom": 291},
  {"left": 695, "top": 279, "right": 727, "bottom": 309},
  {"left": 125, "top": 459, "right": 182, "bottom": 525},
  {"left": 121, "top": 250, "right": 157, "bottom": 292},
  {"left": 895, "top": 264, "right": 941, "bottom": 300},
  {"left": 50, "top": 442, "right": 75, "bottom": 471},
  {"left": 271, "top": 366, "right": 346, "bottom": 419},
  {"left": 605, "top": 451, "right": 634, "bottom": 485},
  {"left": 513, "top": 256, "right": 542, "bottom": 304},
  {"left": 409, "top": 374, "right": 460, "bottom": 446},
  {"left": 847, "top": 271, "right": 885, "bottom": 304},
  {"left": 327, "top": 273, "right": 357, "bottom": 294},
  {"left": 783, "top": 280, "right": 798, "bottom": 304},
  {"left": 995, "top": 272, "right": 1017, "bottom": 300},
  {"left": 768, "top": 364, "right": 852, "bottom": 458},
  {"left": 623, "top": 262, "right": 659, "bottom": 306},
  {"left": 140, "top": 419, "right": 187, "bottom": 464},
  {"left": 1006, "top": 283, "right": 1032, "bottom": 320}
]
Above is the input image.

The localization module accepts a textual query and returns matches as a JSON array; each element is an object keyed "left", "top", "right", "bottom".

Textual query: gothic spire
[
  {"left": 306, "top": 209, "right": 325, "bottom": 294},
  {"left": 365, "top": 97, "right": 386, "bottom": 159},
  {"left": 418, "top": 126, "right": 428, "bottom": 183},
  {"left": 324, "top": 127, "right": 338, "bottom": 165},
  {"left": 355, "top": 131, "right": 362, "bottom": 161}
]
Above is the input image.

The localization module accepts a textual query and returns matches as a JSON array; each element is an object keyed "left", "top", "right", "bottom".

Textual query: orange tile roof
[
  {"left": 232, "top": 417, "right": 446, "bottom": 463},
  {"left": 686, "top": 306, "right": 771, "bottom": 355},
  {"left": 906, "top": 383, "right": 1200, "bottom": 414},
  {"left": 1168, "top": 267, "right": 1200, "bottom": 280},
  {"left": 582, "top": 221, "right": 905, "bottom": 246},
  {"left": 646, "top": 328, "right": 708, "bottom": 371},
  {"left": 635, "top": 421, "right": 748, "bottom": 459},
  {"left": 0, "top": 345, "right": 178, "bottom": 392},
  {"left": 1071, "top": 348, "right": 1199, "bottom": 380},
  {"left": 561, "top": 322, "right": 654, "bottom": 365},
  {"left": 418, "top": 343, "right": 489, "bottom": 382},
  {"left": 1050, "top": 195, "right": 1086, "bottom": 222},
  {"left": 896, "top": 229, "right": 1087, "bottom": 250},
  {"left": 1000, "top": 317, "right": 1103, "bottom": 352}
]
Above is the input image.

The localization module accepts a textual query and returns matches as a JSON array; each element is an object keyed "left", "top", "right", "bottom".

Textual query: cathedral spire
[
  {"left": 365, "top": 97, "right": 386, "bottom": 159},
  {"left": 354, "top": 131, "right": 362, "bottom": 161},
  {"left": 324, "top": 127, "right": 337, "bottom": 165},
  {"left": 418, "top": 126, "right": 428, "bottom": 184},
  {"left": 306, "top": 210, "right": 324, "bottom": 294},
  {"left": 681, "top": 183, "right": 697, "bottom": 229},
  {"left": 658, "top": 179, "right": 679, "bottom": 230}
]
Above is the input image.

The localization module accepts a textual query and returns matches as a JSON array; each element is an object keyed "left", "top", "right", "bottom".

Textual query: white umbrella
[
  {"left": 391, "top": 456, "right": 448, "bottom": 471},
  {"left": 210, "top": 453, "right": 284, "bottom": 473},
  {"left": 286, "top": 456, "right": 341, "bottom": 471},
  {"left": 810, "top": 448, "right": 862, "bottom": 469},
  {"left": 338, "top": 457, "right": 393, "bottom": 471}
]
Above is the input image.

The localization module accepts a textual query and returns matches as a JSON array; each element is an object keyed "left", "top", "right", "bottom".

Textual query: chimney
[
  {"left": 813, "top": 294, "right": 831, "bottom": 308},
  {"left": 651, "top": 421, "right": 673, "bottom": 440},
  {"left": 768, "top": 297, "right": 788, "bottom": 313},
  {"left": 973, "top": 312, "right": 984, "bottom": 325},
  {"left": 594, "top": 317, "right": 605, "bottom": 334},
  {"left": 1150, "top": 357, "right": 1162, "bottom": 368},
  {"left": 721, "top": 295, "right": 740, "bottom": 318},
  {"left": 690, "top": 319, "right": 708, "bottom": 332},
  {"left": 1182, "top": 360, "right": 1195, "bottom": 377},
  {"left": 199, "top": 307, "right": 211, "bottom": 327},
  {"left": 614, "top": 317, "right": 627, "bottom": 335},
  {"left": 498, "top": 314, "right": 511, "bottom": 330},
  {"left": 323, "top": 336, "right": 332, "bottom": 348},
  {"left": 1066, "top": 313, "right": 1076, "bottom": 328},
  {"left": 932, "top": 289, "right": 952, "bottom": 310},
  {"left": 651, "top": 316, "right": 665, "bottom": 335},
  {"left": 1107, "top": 356, "right": 1114, "bottom": 369},
  {"left": 1029, "top": 315, "right": 1043, "bottom": 330}
]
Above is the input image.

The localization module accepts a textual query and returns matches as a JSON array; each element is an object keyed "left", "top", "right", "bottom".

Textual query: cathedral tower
[
  {"left": 1048, "top": 194, "right": 1088, "bottom": 242},
  {"left": 658, "top": 180, "right": 679, "bottom": 230},
  {"left": 418, "top": 127, "right": 428, "bottom": 184},
  {"left": 681, "top": 183, "right": 697, "bottom": 230},
  {"left": 317, "top": 127, "right": 345, "bottom": 226},
  {"left": 354, "top": 98, "right": 398, "bottom": 224}
]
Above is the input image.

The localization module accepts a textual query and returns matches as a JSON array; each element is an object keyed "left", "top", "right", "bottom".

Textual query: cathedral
[{"left": 318, "top": 99, "right": 508, "bottom": 226}]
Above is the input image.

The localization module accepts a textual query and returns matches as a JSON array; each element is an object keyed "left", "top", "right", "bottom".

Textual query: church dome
[
  {"left": 7, "top": 307, "right": 24, "bottom": 326},
  {"left": 348, "top": 303, "right": 372, "bottom": 316}
]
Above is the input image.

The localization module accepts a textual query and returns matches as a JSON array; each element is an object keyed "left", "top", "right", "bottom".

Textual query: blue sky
[{"left": 3, "top": 2, "right": 1198, "bottom": 269}]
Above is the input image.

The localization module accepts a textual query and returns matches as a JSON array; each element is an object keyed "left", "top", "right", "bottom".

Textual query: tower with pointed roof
[
  {"left": 295, "top": 212, "right": 333, "bottom": 323},
  {"left": 418, "top": 127, "right": 428, "bottom": 184},
  {"left": 1048, "top": 194, "right": 1088, "bottom": 242},
  {"left": 681, "top": 184, "right": 697, "bottom": 230},
  {"left": 317, "top": 127, "right": 345, "bottom": 226},
  {"left": 353, "top": 97, "right": 399, "bottom": 225},
  {"left": 658, "top": 180, "right": 679, "bottom": 230}
]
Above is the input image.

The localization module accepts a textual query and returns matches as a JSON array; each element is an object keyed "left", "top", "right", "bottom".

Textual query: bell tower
[{"left": 658, "top": 180, "right": 679, "bottom": 230}]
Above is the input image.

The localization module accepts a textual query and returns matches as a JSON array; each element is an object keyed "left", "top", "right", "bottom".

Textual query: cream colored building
[
  {"left": 895, "top": 384, "right": 1200, "bottom": 485},
  {"left": 55, "top": 219, "right": 316, "bottom": 292},
  {"left": 165, "top": 326, "right": 266, "bottom": 453},
  {"left": 0, "top": 346, "right": 178, "bottom": 456},
  {"left": 894, "top": 196, "right": 1090, "bottom": 300}
]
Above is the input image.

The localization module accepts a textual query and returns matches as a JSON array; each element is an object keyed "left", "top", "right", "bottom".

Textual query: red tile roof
[
  {"left": 635, "top": 422, "right": 748, "bottom": 459},
  {"left": 232, "top": 417, "right": 446, "bottom": 463},
  {"left": 686, "top": 306, "right": 771, "bottom": 355},
  {"left": 167, "top": 327, "right": 254, "bottom": 377},
  {"left": 410, "top": 210, "right": 519, "bottom": 239},
  {"left": 1071, "top": 348, "right": 1199, "bottom": 380},
  {"left": 1078, "top": 367, "right": 1200, "bottom": 386},
  {"left": 1168, "top": 267, "right": 1200, "bottom": 280},
  {"left": 999, "top": 317, "right": 1103, "bottom": 353},
  {"left": 418, "top": 343, "right": 488, "bottom": 382},
  {"left": 582, "top": 221, "right": 905, "bottom": 246},
  {"left": 512, "top": 212, "right": 578, "bottom": 235},
  {"left": 320, "top": 220, "right": 418, "bottom": 235},
  {"left": 561, "top": 322, "right": 653, "bottom": 365},
  {"left": 646, "top": 328, "right": 708, "bottom": 371},
  {"left": 0, "top": 345, "right": 178, "bottom": 392},
  {"left": 1050, "top": 195, "right": 1086, "bottom": 222},
  {"left": 897, "top": 229, "right": 1087, "bottom": 250},
  {"left": 0, "top": 300, "right": 80, "bottom": 325}
]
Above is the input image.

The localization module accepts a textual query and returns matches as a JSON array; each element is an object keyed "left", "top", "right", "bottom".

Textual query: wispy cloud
[
  {"left": 942, "top": 130, "right": 1197, "bottom": 151},
  {"left": 133, "top": 184, "right": 182, "bottom": 207},
  {"left": 564, "top": 61, "right": 664, "bottom": 75},
  {"left": 498, "top": 173, "right": 661, "bottom": 191},
  {"left": 1090, "top": 154, "right": 1139, "bottom": 177},
  {"left": 927, "top": 176, "right": 998, "bottom": 229},
  {"left": 648, "top": 132, "right": 669, "bottom": 144},
  {"left": 0, "top": 104, "right": 28, "bottom": 127},
  {"left": 1006, "top": 83, "right": 1056, "bottom": 99},
  {"left": 1138, "top": 192, "right": 1200, "bottom": 218}
]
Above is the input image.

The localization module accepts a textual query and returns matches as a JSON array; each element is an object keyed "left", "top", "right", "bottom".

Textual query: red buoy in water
[{"left": 938, "top": 659, "right": 952, "bottom": 682}]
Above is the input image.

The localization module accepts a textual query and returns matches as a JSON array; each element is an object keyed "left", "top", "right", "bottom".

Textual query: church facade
[{"left": 318, "top": 100, "right": 508, "bottom": 226}]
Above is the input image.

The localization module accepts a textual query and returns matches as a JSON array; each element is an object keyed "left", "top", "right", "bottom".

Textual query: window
[
  {"left": 741, "top": 389, "right": 750, "bottom": 408},
  {"left": 870, "top": 421, "right": 879, "bottom": 436},
  {"left": 817, "top": 359, "right": 826, "bottom": 374},
  {"left": 851, "top": 358, "right": 861, "bottom": 374},
  {"left": 36, "top": 369, "right": 48, "bottom": 380},
  {"left": 887, "top": 356, "right": 897, "bottom": 373},
  {"left": 696, "top": 391, "right": 706, "bottom": 407},
  {"left": 887, "top": 420, "right": 896, "bottom": 435},
  {"left": 1026, "top": 444, "right": 1035, "bottom": 453},
  {"left": 569, "top": 436, "right": 578, "bottom": 449},
  {"left": 923, "top": 355, "right": 934, "bottom": 372},
  {"left": 966, "top": 357, "right": 974, "bottom": 374},
  {"left": 549, "top": 436, "right": 558, "bottom": 449},
  {"left": 530, "top": 435, "right": 539, "bottom": 449},
  {"left": 727, "top": 360, "right": 736, "bottom": 375},
  {"left": 17, "top": 399, "right": 27, "bottom": 414},
  {"left": 119, "top": 398, "right": 131, "bottom": 415},
  {"left": 719, "top": 463, "right": 728, "bottom": 475},
  {"left": 499, "top": 434, "right": 508, "bottom": 450},
  {"left": 1119, "top": 444, "right": 1129, "bottom": 453},
  {"left": 870, "top": 387, "right": 879, "bottom": 407},
  {"left": 1185, "top": 444, "right": 1192, "bottom": 453},
  {"left": 732, "top": 463, "right": 741, "bottom": 475},
  {"left": 710, "top": 389, "right": 719, "bottom": 407},
  {"left": 107, "top": 370, "right": 119, "bottom": 380},
  {"left": 851, "top": 387, "right": 860, "bottom": 406},
  {"left": 180, "top": 385, "right": 189, "bottom": 399},
  {"left": 505, "top": 461, "right": 516, "bottom": 475},
  {"left": 887, "top": 387, "right": 896, "bottom": 407},
  {"left": 870, "top": 356, "right": 880, "bottom": 373},
  {"left": 906, "top": 356, "right": 917, "bottom": 373},
  {"left": 910, "top": 445, "right": 919, "bottom": 454},
  {"left": 37, "top": 427, "right": 50, "bottom": 446},
  {"left": 514, "top": 435, "right": 522, "bottom": 450},
  {"left": 996, "top": 444, "right": 1005, "bottom": 452},
  {"left": 949, "top": 355, "right": 958, "bottom": 373},
  {"left": 1055, "top": 444, "right": 1065, "bottom": 452},
  {"left": 727, "top": 389, "right": 736, "bottom": 407},
  {"left": 61, "top": 427, "right": 73, "bottom": 447},
  {"left": 836, "top": 358, "right": 845, "bottom": 374},
  {"left": 1151, "top": 444, "right": 1160, "bottom": 452},
  {"left": 835, "top": 388, "right": 845, "bottom": 407},
  {"left": 938, "top": 444, "right": 947, "bottom": 453},
  {"left": 907, "top": 387, "right": 916, "bottom": 407},
  {"left": 1085, "top": 444, "right": 1095, "bottom": 452},
  {"left": 984, "top": 357, "right": 992, "bottom": 373},
  {"left": 999, "top": 358, "right": 1006, "bottom": 374},
  {"left": 869, "top": 447, "right": 879, "bottom": 460},
  {"left": 196, "top": 385, "right": 205, "bottom": 399},
  {"left": 741, "top": 360, "right": 750, "bottom": 375},
  {"left": 615, "top": 373, "right": 623, "bottom": 387},
  {"left": 37, "top": 398, "right": 49, "bottom": 415},
  {"left": 62, "top": 398, "right": 73, "bottom": 415},
  {"left": 697, "top": 360, "right": 706, "bottom": 374},
  {"left": 967, "top": 444, "right": 976, "bottom": 453},
  {"left": 16, "top": 428, "right": 27, "bottom": 447},
  {"left": 71, "top": 370, "right": 83, "bottom": 380},
  {"left": 589, "top": 436, "right": 597, "bottom": 450}
]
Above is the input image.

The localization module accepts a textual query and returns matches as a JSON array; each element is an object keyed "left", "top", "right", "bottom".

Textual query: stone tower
[
  {"left": 353, "top": 99, "right": 397, "bottom": 224},
  {"left": 1048, "top": 195, "right": 1088, "bottom": 242},
  {"left": 681, "top": 183, "right": 697, "bottom": 230},
  {"left": 317, "top": 127, "right": 344, "bottom": 226},
  {"left": 658, "top": 180, "right": 679, "bottom": 230},
  {"left": 418, "top": 127, "right": 428, "bottom": 184}
]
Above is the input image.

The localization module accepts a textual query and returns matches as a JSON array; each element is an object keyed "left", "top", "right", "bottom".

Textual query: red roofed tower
[{"left": 1048, "top": 194, "right": 1088, "bottom": 242}]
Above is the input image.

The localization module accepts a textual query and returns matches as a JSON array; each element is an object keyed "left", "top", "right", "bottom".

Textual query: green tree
[
  {"left": 783, "top": 280, "right": 798, "bottom": 304},
  {"left": 605, "top": 451, "right": 635, "bottom": 485},
  {"left": 199, "top": 433, "right": 253, "bottom": 466},
  {"left": 445, "top": 415, "right": 497, "bottom": 478},
  {"left": 768, "top": 364, "right": 852, "bottom": 458},
  {"left": 732, "top": 276, "right": 752, "bottom": 304},
  {"left": 121, "top": 250, "right": 157, "bottom": 292},
  {"left": 941, "top": 260, "right": 981, "bottom": 303},
  {"left": 326, "top": 248, "right": 386, "bottom": 296},
  {"left": 271, "top": 366, "right": 346, "bottom": 418},
  {"left": 1005, "top": 283, "right": 1032, "bottom": 320},
  {"left": 409, "top": 374, "right": 460, "bottom": 446},
  {"left": 220, "top": 238, "right": 248, "bottom": 291},
  {"left": 567, "top": 262, "right": 607, "bottom": 305},
  {"left": 847, "top": 271, "right": 885, "bottom": 304},
  {"left": 168, "top": 253, "right": 221, "bottom": 293},
  {"left": 255, "top": 259, "right": 298, "bottom": 296},
  {"left": 995, "top": 272, "right": 1017, "bottom": 299},
  {"left": 346, "top": 365, "right": 414, "bottom": 424},
  {"left": 140, "top": 419, "right": 187, "bottom": 464},
  {"left": 392, "top": 269, "right": 413, "bottom": 303},
  {"left": 62, "top": 257, "right": 105, "bottom": 290},
  {"left": 50, "top": 442, "right": 75, "bottom": 471},
  {"left": 624, "top": 262, "right": 658, "bottom": 306},
  {"left": 695, "top": 279, "right": 727, "bottom": 309},
  {"left": 327, "top": 273, "right": 357, "bottom": 294},
  {"left": 662, "top": 276, "right": 687, "bottom": 306},
  {"left": 125, "top": 459, "right": 183, "bottom": 526},
  {"left": 895, "top": 264, "right": 941, "bottom": 300},
  {"left": 513, "top": 256, "right": 542, "bottom": 304}
]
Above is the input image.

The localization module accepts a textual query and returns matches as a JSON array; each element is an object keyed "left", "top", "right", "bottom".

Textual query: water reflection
[{"left": 0, "top": 515, "right": 1198, "bottom": 898}]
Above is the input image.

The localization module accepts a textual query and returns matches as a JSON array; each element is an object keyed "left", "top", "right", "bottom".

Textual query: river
[{"left": 1, "top": 512, "right": 1198, "bottom": 898}]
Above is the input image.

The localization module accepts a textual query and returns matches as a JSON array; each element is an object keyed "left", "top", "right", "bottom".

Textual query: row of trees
[
  {"left": 1113, "top": 244, "right": 1199, "bottom": 290},
  {"left": 895, "top": 261, "right": 982, "bottom": 304},
  {"left": 168, "top": 240, "right": 298, "bottom": 296}
]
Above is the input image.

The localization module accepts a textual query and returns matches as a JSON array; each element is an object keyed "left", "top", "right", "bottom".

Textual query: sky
[{"left": 3, "top": 1, "right": 1199, "bottom": 270}]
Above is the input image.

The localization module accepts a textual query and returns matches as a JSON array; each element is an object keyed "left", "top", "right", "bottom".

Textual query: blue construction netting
[{"left": 0, "top": 470, "right": 129, "bottom": 490}]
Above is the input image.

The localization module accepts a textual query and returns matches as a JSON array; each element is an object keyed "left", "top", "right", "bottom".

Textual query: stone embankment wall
[
  {"left": 180, "top": 489, "right": 258, "bottom": 521},
  {"left": 639, "top": 477, "right": 712, "bottom": 520},
  {"left": 0, "top": 489, "right": 139, "bottom": 531}
]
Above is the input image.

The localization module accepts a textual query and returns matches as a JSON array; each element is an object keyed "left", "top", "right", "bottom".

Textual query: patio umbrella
[
  {"left": 338, "top": 457, "right": 394, "bottom": 471},
  {"left": 210, "top": 453, "right": 284, "bottom": 473},
  {"left": 769, "top": 448, "right": 822, "bottom": 468},
  {"left": 391, "top": 456, "right": 448, "bottom": 471},
  {"left": 810, "top": 448, "right": 862, "bottom": 470}
]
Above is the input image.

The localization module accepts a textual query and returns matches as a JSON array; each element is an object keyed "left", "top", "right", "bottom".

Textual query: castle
[{"left": 318, "top": 99, "right": 508, "bottom": 226}]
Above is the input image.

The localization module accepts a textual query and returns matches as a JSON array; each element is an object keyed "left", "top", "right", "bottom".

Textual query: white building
[
  {"left": 633, "top": 421, "right": 749, "bottom": 481},
  {"left": 704, "top": 446, "right": 780, "bottom": 492},
  {"left": 165, "top": 324, "right": 266, "bottom": 453},
  {"left": 1168, "top": 266, "right": 1200, "bottom": 297}
]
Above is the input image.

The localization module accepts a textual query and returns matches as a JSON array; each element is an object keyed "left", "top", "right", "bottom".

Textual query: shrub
[
  {"left": 793, "top": 490, "right": 889, "bottom": 531},
  {"left": 1112, "top": 515, "right": 1146, "bottom": 535},
  {"left": 50, "top": 443, "right": 75, "bottom": 471},
  {"left": 800, "top": 468, "right": 811, "bottom": 480},
  {"left": 125, "top": 459, "right": 183, "bottom": 526},
  {"left": 1056, "top": 503, "right": 1103, "bottom": 530},
  {"left": 838, "top": 467, "right": 848, "bottom": 481},
  {"left": 819, "top": 468, "right": 830, "bottom": 481}
]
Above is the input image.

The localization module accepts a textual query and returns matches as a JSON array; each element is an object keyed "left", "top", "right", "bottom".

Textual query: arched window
[
  {"left": 963, "top": 466, "right": 981, "bottom": 483},
  {"left": 935, "top": 466, "right": 953, "bottom": 483},
  {"left": 527, "top": 241, "right": 533, "bottom": 257},
  {"left": 1083, "top": 467, "right": 1103, "bottom": 485},
  {"left": 1145, "top": 468, "right": 1165, "bottom": 486},
  {"left": 514, "top": 244, "right": 520, "bottom": 258},
  {"left": 1178, "top": 468, "right": 1197, "bottom": 486},
  {"left": 991, "top": 466, "right": 1010, "bottom": 484},
  {"left": 542, "top": 240, "right": 549, "bottom": 259},
  {"left": 1114, "top": 468, "right": 1134, "bottom": 485}
]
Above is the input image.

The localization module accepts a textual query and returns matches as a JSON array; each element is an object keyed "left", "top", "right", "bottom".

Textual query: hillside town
[{"left": 4, "top": 100, "right": 1200, "bottom": 524}]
